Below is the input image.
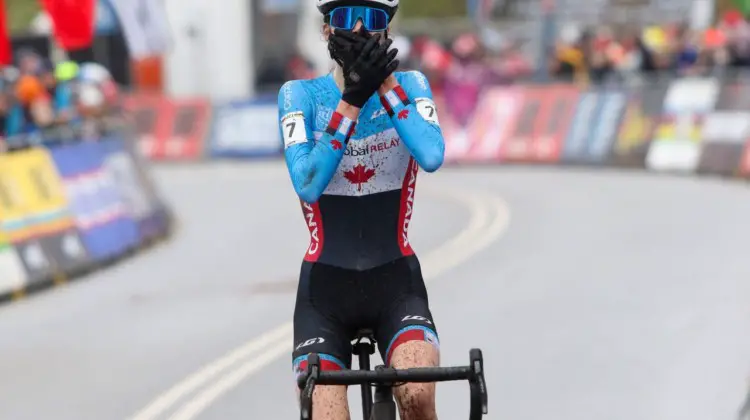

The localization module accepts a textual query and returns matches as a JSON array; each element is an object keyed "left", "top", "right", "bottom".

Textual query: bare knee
[
  {"left": 391, "top": 341, "right": 439, "bottom": 420},
  {"left": 296, "top": 384, "right": 350, "bottom": 420}
]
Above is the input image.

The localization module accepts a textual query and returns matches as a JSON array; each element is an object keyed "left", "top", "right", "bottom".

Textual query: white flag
[{"left": 110, "top": 0, "right": 173, "bottom": 59}]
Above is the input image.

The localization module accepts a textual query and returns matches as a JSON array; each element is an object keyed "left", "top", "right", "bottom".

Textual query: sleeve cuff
[
  {"left": 379, "top": 85, "right": 411, "bottom": 117},
  {"left": 325, "top": 111, "right": 357, "bottom": 143}
]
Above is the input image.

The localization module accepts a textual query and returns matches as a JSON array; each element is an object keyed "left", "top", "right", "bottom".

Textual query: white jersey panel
[{"left": 314, "top": 128, "right": 411, "bottom": 196}]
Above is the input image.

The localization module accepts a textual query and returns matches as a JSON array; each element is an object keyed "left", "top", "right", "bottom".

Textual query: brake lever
[
  {"left": 469, "top": 348, "right": 488, "bottom": 418},
  {"left": 300, "top": 353, "right": 321, "bottom": 420}
]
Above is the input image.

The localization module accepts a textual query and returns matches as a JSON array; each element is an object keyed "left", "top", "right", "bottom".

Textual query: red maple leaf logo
[
  {"left": 331, "top": 139, "right": 342, "bottom": 150},
  {"left": 343, "top": 164, "right": 375, "bottom": 191},
  {"left": 397, "top": 109, "right": 409, "bottom": 120}
]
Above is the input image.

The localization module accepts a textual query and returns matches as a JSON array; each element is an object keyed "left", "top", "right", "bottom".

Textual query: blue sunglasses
[{"left": 329, "top": 6, "right": 390, "bottom": 32}]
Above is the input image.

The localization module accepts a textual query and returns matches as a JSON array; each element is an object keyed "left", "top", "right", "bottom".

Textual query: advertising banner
[
  {"left": 0, "top": 154, "right": 53, "bottom": 285},
  {"left": 122, "top": 93, "right": 171, "bottom": 159},
  {"left": 209, "top": 97, "right": 283, "bottom": 158},
  {"left": 463, "top": 87, "right": 524, "bottom": 162},
  {"left": 538, "top": 85, "right": 579, "bottom": 163},
  {"left": 49, "top": 142, "right": 135, "bottom": 262},
  {"left": 563, "top": 90, "right": 600, "bottom": 162},
  {"left": 0, "top": 229, "right": 27, "bottom": 295},
  {"left": 499, "top": 86, "right": 539, "bottom": 162},
  {"left": 739, "top": 143, "right": 750, "bottom": 177},
  {"left": 587, "top": 91, "right": 626, "bottom": 162},
  {"left": 715, "top": 77, "right": 750, "bottom": 111},
  {"left": 123, "top": 93, "right": 211, "bottom": 161},
  {"left": 12, "top": 239, "right": 54, "bottom": 285},
  {"left": 159, "top": 98, "right": 211, "bottom": 161},
  {"left": 646, "top": 78, "right": 717, "bottom": 173},
  {"left": 100, "top": 137, "right": 155, "bottom": 242},
  {"left": 39, "top": 230, "right": 89, "bottom": 275},
  {"left": 646, "top": 114, "right": 704, "bottom": 173},
  {"left": 715, "top": 73, "right": 750, "bottom": 177},
  {"left": 697, "top": 111, "right": 750, "bottom": 176},
  {"left": 121, "top": 135, "right": 170, "bottom": 240},
  {"left": 500, "top": 85, "right": 578, "bottom": 163},
  {"left": 610, "top": 78, "right": 668, "bottom": 167},
  {"left": 662, "top": 77, "right": 719, "bottom": 114},
  {"left": 438, "top": 93, "right": 472, "bottom": 164},
  {"left": 562, "top": 89, "right": 626, "bottom": 164},
  {"left": 24, "top": 148, "right": 89, "bottom": 276},
  {"left": 0, "top": 154, "right": 33, "bottom": 245},
  {"left": 0, "top": 149, "right": 86, "bottom": 284}
]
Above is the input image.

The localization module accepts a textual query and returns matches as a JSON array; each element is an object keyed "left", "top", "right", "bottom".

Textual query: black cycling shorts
[{"left": 292, "top": 255, "right": 439, "bottom": 377}]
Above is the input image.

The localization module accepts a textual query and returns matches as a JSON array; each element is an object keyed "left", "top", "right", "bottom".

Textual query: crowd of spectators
[
  {"left": 550, "top": 10, "right": 750, "bottom": 84},
  {"left": 0, "top": 50, "right": 121, "bottom": 152},
  {"left": 386, "top": 9, "right": 750, "bottom": 124},
  {"left": 391, "top": 9, "right": 750, "bottom": 90},
  {"left": 276, "top": 8, "right": 750, "bottom": 124},
  {"left": 16, "top": 8, "right": 750, "bottom": 144}
]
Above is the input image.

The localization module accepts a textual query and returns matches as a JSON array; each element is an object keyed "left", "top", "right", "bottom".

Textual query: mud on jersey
[{"left": 278, "top": 71, "right": 445, "bottom": 270}]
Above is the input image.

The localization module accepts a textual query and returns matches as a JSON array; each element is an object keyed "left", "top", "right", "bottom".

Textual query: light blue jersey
[{"left": 277, "top": 70, "right": 445, "bottom": 270}]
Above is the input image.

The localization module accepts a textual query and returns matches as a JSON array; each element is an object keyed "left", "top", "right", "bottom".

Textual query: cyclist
[{"left": 277, "top": 0, "right": 445, "bottom": 418}]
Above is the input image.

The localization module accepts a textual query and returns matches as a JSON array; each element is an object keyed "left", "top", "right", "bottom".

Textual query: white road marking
[
  {"left": 129, "top": 184, "right": 511, "bottom": 420},
  {"left": 167, "top": 340, "right": 293, "bottom": 420},
  {"left": 127, "top": 324, "right": 292, "bottom": 420}
]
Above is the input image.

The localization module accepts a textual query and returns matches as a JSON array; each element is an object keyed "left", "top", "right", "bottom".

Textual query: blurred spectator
[
  {"left": 493, "top": 40, "right": 532, "bottom": 82},
  {"left": 286, "top": 51, "right": 316, "bottom": 81},
  {"left": 17, "top": 49, "right": 43, "bottom": 76},
  {"left": 673, "top": 26, "right": 702, "bottom": 75},
  {"left": 53, "top": 60, "right": 80, "bottom": 125},
  {"left": 39, "top": 59, "right": 57, "bottom": 98},
  {"left": 409, "top": 35, "right": 453, "bottom": 93},
  {"left": 586, "top": 27, "right": 616, "bottom": 82},
  {"left": 1, "top": 68, "right": 23, "bottom": 138},
  {"left": 721, "top": 10, "right": 750, "bottom": 67},
  {"left": 15, "top": 73, "right": 54, "bottom": 132},
  {"left": 443, "top": 33, "right": 491, "bottom": 126},
  {"left": 0, "top": 79, "right": 12, "bottom": 150},
  {"left": 0, "top": 44, "right": 132, "bottom": 146},
  {"left": 612, "top": 32, "right": 643, "bottom": 75},
  {"left": 551, "top": 28, "right": 588, "bottom": 83}
]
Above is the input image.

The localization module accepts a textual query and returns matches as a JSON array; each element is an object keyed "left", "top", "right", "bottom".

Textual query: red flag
[
  {"left": 0, "top": 0, "right": 11, "bottom": 65},
  {"left": 40, "top": 0, "right": 96, "bottom": 51}
]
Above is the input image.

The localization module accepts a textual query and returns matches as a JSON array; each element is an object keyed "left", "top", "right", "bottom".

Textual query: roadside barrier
[
  {"left": 0, "top": 130, "right": 173, "bottom": 301},
  {"left": 436, "top": 72, "right": 750, "bottom": 178},
  {"left": 128, "top": 71, "right": 750, "bottom": 180}
]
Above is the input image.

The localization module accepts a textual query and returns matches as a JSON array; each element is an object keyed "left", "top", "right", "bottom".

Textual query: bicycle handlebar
[
  {"left": 298, "top": 348, "right": 488, "bottom": 420},
  {"left": 298, "top": 365, "right": 473, "bottom": 386}
]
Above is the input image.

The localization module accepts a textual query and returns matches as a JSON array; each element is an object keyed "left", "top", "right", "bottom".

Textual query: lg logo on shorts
[
  {"left": 296, "top": 337, "right": 325, "bottom": 351},
  {"left": 402, "top": 315, "right": 432, "bottom": 325}
]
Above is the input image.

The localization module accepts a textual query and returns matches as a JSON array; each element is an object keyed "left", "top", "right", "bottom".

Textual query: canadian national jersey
[{"left": 278, "top": 70, "right": 445, "bottom": 270}]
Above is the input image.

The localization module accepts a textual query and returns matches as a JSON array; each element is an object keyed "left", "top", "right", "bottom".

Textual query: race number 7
[
  {"left": 416, "top": 98, "right": 440, "bottom": 125},
  {"left": 286, "top": 121, "right": 296, "bottom": 138},
  {"left": 281, "top": 112, "right": 307, "bottom": 149}
]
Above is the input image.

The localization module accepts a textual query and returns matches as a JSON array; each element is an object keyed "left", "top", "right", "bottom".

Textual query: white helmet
[{"left": 317, "top": 0, "right": 399, "bottom": 17}]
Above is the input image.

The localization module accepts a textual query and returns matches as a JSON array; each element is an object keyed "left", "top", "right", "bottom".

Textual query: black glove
[
  {"left": 328, "top": 29, "right": 368, "bottom": 69},
  {"left": 332, "top": 31, "right": 399, "bottom": 109}
]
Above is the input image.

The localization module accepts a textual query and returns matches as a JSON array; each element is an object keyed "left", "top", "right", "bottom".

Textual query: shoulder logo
[
  {"left": 413, "top": 71, "right": 428, "bottom": 91},
  {"left": 282, "top": 83, "right": 293, "bottom": 110}
]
